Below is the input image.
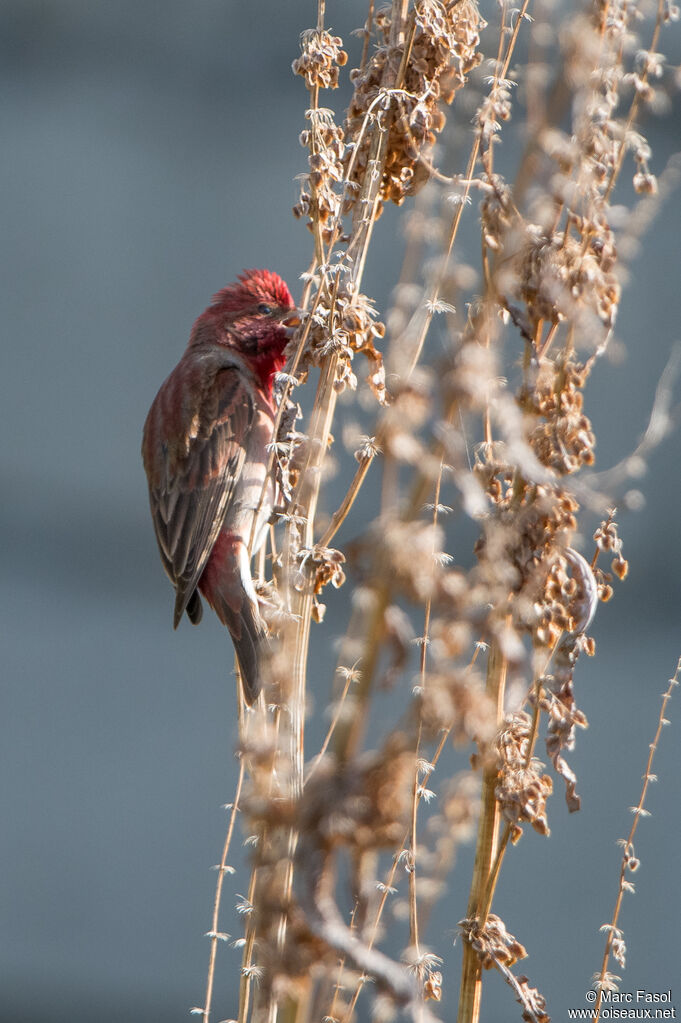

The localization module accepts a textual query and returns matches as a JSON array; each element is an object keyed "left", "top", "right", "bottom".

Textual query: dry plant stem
[
  {"left": 325, "top": 901, "right": 360, "bottom": 1023},
  {"left": 476, "top": 642, "right": 559, "bottom": 926},
  {"left": 298, "top": 839, "right": 430, "bottom": 1023},
  {"left": 409, "top": 462, "right": 445, "bottom": 956},
  {"left": 258, "top": 357, "right": 340, "bottom": 1023},
  {"left": 406, "top": 137, "right": 480, "bottom": 378},
  {"left": 333, "top": 405, "right": 454, "bottom": 764},
  {"left": 352, "top": 128, "right": 390, "bottom": 290},
  {"left": 537, "top": 321, "right": 559, "bottom": 360},
  {"left": 238, "top": 858, "right": 260, "bottom": 1023},
  {"left": 457, "top": 636, "right": 509, "bottom": 1023},
  {"left": 409, "top": 727, "right": 427, "bottom": 956},
  {"left": 499, "top": 0, "right": 532, "bottom": 81},
  {"left": 291, "top": 351, "right": 341, "bottom": 690},
  {"left": 592, "top": 658, "right": 680, "bottom": 1022},
  {"left": 333, "top": 580, "right": 392, "bottom": 762},
  {"left": 201, "top": 758, "right": 246, "bottom": 1023},
  {"left": 341, "top": 854, "right": 404, "bottom": 1023},
  {"left": 481, "top": 5, "right": 508, "bottom": 186},
  {"left": 238, "top": 709, "right": 284, "bottom": 1023},
  {"left": 306, "top": 668, "right": 356, "bottom": 782},
  {"left": 408, "top": 710, "right": 426, "bottom": 956},
  {"left": 360, "top": 0, "right": 375, "bottom": 73},
  {"left": 318, "top": 448, "right": 375, "bottom": 548}
]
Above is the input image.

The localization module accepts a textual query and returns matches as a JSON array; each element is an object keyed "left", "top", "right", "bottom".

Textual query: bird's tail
[
  {"left": 223, "top": 599, "right": 267, "bottom": 705},
  {"left": 198, "top": 534, "right": 267, "bottom": 704}
]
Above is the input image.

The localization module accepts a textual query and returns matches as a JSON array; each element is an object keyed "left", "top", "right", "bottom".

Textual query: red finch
[{"left": 142, "top": 269, "right": 297, "bottom": 704}]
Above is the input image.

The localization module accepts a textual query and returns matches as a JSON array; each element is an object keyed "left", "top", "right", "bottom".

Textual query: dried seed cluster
[
  {"left": 540, "top": 665, "right": 590, "bottom": 813},
  {"left": 345, "top": 0, "right": 484, "bottom": 208},
  {"left": 293, "top": 109, "right": 346, "bottom": 245},
  {"left": 294, "top": 545, "right": 346, "bottom": 595},
  {"left": 524, "top": 359, "right": 596, "bottom": 475},
  {"left": 292, "top": 29, "right": 348, "bottom": 90},
  {"left": 304, "top": 285, "right": 388, "bottom": 402},
  {"left": 534, "top": 547, "right": 598, "bottom": 649},
  {"left": 495, "top": 712, "right": 553, "bottom": 842},
  {"left": 294, "top": 544, "right": 346, "bottom": 622},
  {"left": 566, "top": 0, "right": 662, "bottom": 198},
  {"left": 594, "top": 515, "right": 629, "bottom": 587},
  {"left": 459, "top": 914, "right": 527, "bottom": 970},
  {"left": 515, "top": 225, "right": 621, "bottom": 333},
  {"left": 474, "top": 465, "right": 581, "bottom": 620}
]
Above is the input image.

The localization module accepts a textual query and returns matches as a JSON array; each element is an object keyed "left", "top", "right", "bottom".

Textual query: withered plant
[{"left": 195, "top": 1, "right": 680, "bottom": 1021}]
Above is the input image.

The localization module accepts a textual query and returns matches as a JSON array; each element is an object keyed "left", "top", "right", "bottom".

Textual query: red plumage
[{"left": 142, "top": 269, "right": 297, "bottom": 703}]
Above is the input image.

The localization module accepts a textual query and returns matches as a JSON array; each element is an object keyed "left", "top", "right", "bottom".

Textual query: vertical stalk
[
  {"left": 286, "top": 352, "right": 340, "bottom": 790},
  {"left": 255, "top": 356, "right": 340, "bottom": 1023},
  {"left": 457, "top": 634, "right": 508, "bottom": 1023}
]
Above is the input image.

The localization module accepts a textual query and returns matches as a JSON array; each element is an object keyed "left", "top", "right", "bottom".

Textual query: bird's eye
[{"left": 257, "top": 303, "right": 273, "bottom": 315}]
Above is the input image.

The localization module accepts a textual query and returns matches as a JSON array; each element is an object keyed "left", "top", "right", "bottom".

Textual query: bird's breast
[{"left": 222, "top": 402, "right": 277, "bottom": 554}]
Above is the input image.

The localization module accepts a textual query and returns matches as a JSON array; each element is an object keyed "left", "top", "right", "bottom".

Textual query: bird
[{"left": 141, "top": 269, "right": 298, "bottom": 703}]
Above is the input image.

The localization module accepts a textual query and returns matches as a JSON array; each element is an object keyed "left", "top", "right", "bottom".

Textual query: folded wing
[{"left": 142, "top": 361, "right": 255, "bottom": 627}]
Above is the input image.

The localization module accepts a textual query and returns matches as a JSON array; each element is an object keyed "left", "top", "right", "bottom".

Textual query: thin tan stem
[
  {"left": 237, "top": 861, "right": 260, "bottom": 1023},
  {"left": 360, "top": 0, "right": 375, "bottom": 73},
  {"left": 405, "top": 136, "right": 480, "bottom": 379},
  {"left": 318, "top": 449, "right": 375, "bottom": 549},
  {"left": 474, "top": 635, "right": 562, "bottom": 931},
  {"left": 326, "top": 901, "right": 360, "bottom": 1023},
  {"left": 306, "top": 669, "right": 356, "bottom": 783},
  {"left": 333, "top": 580, "right": 391, "bottom": 763},
  {"left": 457, "top": 636, "right": 509, "bottom": 1023},
  {"left": 238, "top": 708, "right": 283, "bottom": 1023},
  {"left": 408, "top": 724, "right": 423, "bottom": 957},
  {"left": 341, "top": 852, "right": 403, "bottom": 1023},
  {"left": 408, "top": 460, "right": 445, "bottom": 961},
  {"left": 202, "top": 759, "right": 246, "bottom": 1023},
  {"left": 537, "top": 321, "right": 559, "bottom": 360},
  {"left": 593, "top": 658, "right": 679, "bottom": 1022}
]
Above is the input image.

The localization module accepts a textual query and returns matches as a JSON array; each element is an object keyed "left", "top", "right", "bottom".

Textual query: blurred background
[{"left": 2, "top": 2, "right": 680, "bottom": 1021}]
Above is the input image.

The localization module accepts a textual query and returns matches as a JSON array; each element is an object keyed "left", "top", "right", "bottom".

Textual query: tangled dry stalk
[{"left": 194, "top": 0, "right": 680, "bottom": 1020}]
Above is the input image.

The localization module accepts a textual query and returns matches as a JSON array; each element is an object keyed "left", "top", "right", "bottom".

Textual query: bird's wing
[{"left": 142, "top": 360, "right": 255, "bottom": 627}]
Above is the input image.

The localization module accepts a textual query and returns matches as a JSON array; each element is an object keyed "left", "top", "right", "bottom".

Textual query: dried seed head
[
  {"left": 292, "top": 29, "right": 348, "bottom": 90},
  {"left": 295, "top": 544, "right": 347, "bottom": 595},
  {"left": 294, "top": 110, "right": 346, "bottom": 244},
  {"left": 495, "top": 712, "right": 553, "bottom": 840},
  {"left": 459, "top": 913, "right": 527, "bottom": 969},
  {"left": 344, "top": 0, "right": 484, "bottom": 210},
  {"left": 302, "top": 287, "right": 388, "bottom": 403},
  {"left": 524, "top": 359, "right": 597, "bottom": 475}
]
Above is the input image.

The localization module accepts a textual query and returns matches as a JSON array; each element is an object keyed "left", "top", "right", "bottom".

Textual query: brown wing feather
[{"left": 142, "top": 359, "right": 255, "bottom": 627}]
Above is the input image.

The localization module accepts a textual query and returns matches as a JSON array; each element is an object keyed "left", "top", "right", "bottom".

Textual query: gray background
[{"left": 2, "top": 2, "right": 680, "bottom": 1021}]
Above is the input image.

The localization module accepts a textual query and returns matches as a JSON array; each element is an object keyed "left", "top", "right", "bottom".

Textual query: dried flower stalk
[{"left": 592, "top": 659, "right": 679, "bottom": 1020}]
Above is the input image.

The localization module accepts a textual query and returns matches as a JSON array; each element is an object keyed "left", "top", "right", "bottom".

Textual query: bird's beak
[{"left": 282, "top": 309, "right": 302, "bottom": 339}]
